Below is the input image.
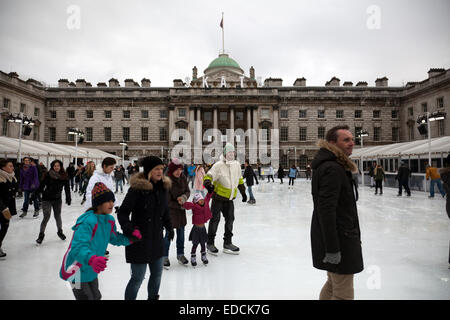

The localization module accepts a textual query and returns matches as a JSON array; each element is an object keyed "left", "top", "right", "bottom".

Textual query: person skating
[
  {"left": 118, "top": 156, "right": 173, "bottom": 300},
  {"left": 203, "top": 143, "right": 247, "bottom": 255},
  {"left": 267, "top": 166, "right": 275, "bottom": 183},
  {"left": 80, "top": 162, "right": 95, "bottom": 203},
  {"left": 426, "top": 162, "right": 446, "bottom": 198},
  {"left": 113, "top": 166, "right": 125, "bottom": 194},
  {"left": 66, "top": 163, "right": 76, "bottom": 191},
  {"left": 305, "top": 164, "right": 312, "bottom": 180},
  {"left": 243, "top": 161, "right": 258, "bottom": 204},
  {"left": 439, "top": 155, "right": 450, "bottom": 268},
  {"left": 0, "top": 159, "right": 18, "bottom": 259},
  {"left": 59, "top": 182, "right": 137, "bottom": 300},
  {"left": 374, "top": 164, "right": 385, "bottom": 195},
  {"left": 35, "top": 160, "right": 71, "bottom": 245},
  {"left": 164, "top": 158, "right": 190, "bottom": 269},
  {"left": 288, "top": 165, "right": 298, "bottom": 190},
  {"left": 19, "top": 157, "right": 40, "bottom": 218},
  {"left": 84, "top": 158, "right": 116, "bottom": 209},
  {"left": 277, "top": 165, "right": 285, "bottom": 184},
  {"left": 183, "top": 192, "right": 213, "bottom": 267},
  {"left": 311, "top": 125, "right": 363, "bottom": 300},
  {"left": 396, "top": 161, "right": 411, "bottom": 196}
]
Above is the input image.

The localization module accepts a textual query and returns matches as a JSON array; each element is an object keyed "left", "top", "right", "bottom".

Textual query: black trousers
[
  {"left": 398, "top": 181, "right": 411, "bottom": 195},
  {"left": 0, "top": 214, "right": 9, "bottom": 248},
  {"left": 72, "top": 278, "right": 101, "bottom": 300},
  {"left": 375, "top": 180, "right": 383, "bottom": 194},
  {"left": 267, "top": 175, "right": 274, "bottom": 182},
  {"left": 289, "top": 177, "right": 295, "bottom": 185},
  {"left": 208, "top": 198, "right": 235, "bottom": 245}
]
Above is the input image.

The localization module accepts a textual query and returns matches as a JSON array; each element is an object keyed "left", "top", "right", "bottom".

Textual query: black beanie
[{"left": 140, "top": 156, "right": 164, "bottom": 178}]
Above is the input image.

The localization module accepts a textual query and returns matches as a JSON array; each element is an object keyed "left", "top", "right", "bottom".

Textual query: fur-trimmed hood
[
  {"left": 312, "top": 139, "right": 358, "bottom": 173},
  {"left": 129, "top": 172, "right": 171, "bottom": 191}
]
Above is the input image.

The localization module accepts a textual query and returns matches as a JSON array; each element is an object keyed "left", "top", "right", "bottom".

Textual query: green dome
[{"left": 205, "top": 54, "right": 243, "bottom": 74}]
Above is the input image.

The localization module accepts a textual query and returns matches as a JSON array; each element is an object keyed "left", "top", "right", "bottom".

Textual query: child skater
[
  {"left": 59, "top": 182, "right": 142, "bottom": 300},
  {"left": 183, "top": 191, "right": 213, "bottom": 267}
]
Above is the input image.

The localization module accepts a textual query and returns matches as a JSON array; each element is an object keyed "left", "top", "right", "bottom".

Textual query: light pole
[
  {"left": 417, "top": 111, "right": 446, "bottom": 165},
  {"left": 8, "top": 112, "right": 35, "bottom": 162},
  {"left": 120, "top": 141, "right": 128, "bottom": 166},
  {"left": 357, "top": 130, "right": 369, "bottom": 185},
  {"left": 68, "top": 128, "right": 84, "bottom": 165}
]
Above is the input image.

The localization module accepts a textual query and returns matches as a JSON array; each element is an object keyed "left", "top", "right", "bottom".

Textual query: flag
[{"left": 220, "top": 17, "right": 223, "bottom": 28}]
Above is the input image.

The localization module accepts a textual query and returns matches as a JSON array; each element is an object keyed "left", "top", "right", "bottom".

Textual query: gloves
[
  {"left": 129, "top": 228, "right": 143, "bottom": 244},
  {"left": 2, "top": 208, "right": 12, "bottom": 220},
  {"left": 88, "top": 255, "right": 108, "bottom": 274},
  {"left": 204, "top": 181, "right": 215, "bottom": 193},
  {"left": 66, "top": 199, "right": 71, "bottom": 206},
  {"left": 322, "top": 252, "right": 341, "bottom": 265},
  {"left": 167, "top": 228, "right": 175, "bottom": 241}
]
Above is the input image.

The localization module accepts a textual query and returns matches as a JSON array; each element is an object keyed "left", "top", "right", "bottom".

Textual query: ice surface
[{"left": 1, "top": 179, "right": 449, "bottom": 300}]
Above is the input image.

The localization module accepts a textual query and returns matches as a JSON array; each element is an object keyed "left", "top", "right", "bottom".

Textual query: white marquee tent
[{"left": 0, "top": 136, "right": 120, "bottom": 167}]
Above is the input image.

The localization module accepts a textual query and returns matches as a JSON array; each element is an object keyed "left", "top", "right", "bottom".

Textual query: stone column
[
  {"left": 189, "top": 106, "right": 195, "bottom": 159},
  {"left": 230, "top": 106, "right": 235, "bottom": 130},
  {"left": 196, "top": 107, "right": 202, "bottom": 148},
  {"left": 168, "top": 106, "right": 175, "bottom": 147},
  {"left": 213, "top": 106, "right": 218, "bottom": 129},
  {"left": 273, "top": 106, "right": 279, "bottom": 130},
  {"left": 247, "top": 107, "right": 252, "bottom": 130}
]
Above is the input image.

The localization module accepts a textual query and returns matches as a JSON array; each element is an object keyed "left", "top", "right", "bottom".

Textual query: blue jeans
[
  {"left": 163, "top": 226, "right": 185, "bottom": 257},
  {"left": 22, "top": 190, "right": 40, "bottom": 212},
  {"left": 115, "top": 179, "right": 123, "bottom": 193},
  {"left": 124, "top": 257, "right": 164, "bottom": 300},
  {"left": 247, "top": 185, "right": 255, "bottom": 201},
  {"left": 430, "top": 179, "right": 445, "bottom": 197}
]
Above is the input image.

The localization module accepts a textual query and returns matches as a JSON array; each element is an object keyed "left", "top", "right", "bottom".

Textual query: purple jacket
[{"left": 20, "top": 165, "right": 40, "bottom": 191}]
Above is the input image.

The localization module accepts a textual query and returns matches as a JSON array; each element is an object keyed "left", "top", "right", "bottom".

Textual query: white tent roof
[
  {"left": 350, "top": 136, "right": 450, "bottom": 159},
  {"left": 0, "top": 136, "right": 120, "bottom": 161}
]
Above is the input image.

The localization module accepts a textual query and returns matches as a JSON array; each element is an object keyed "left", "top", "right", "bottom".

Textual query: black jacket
[
  {"left": 0, "top": 170, "right": 18, "bottom": 216},
  {"left": 310, "top": 140, "right": 363, "bottom": 275},
  {"left": 38, "top": 170, "right": 71, "bottom": 203},
  {"left": 118, "top": 173, "right": 172, "bottom": 264},
  {"left": 396, "top": 165, "right": 411, "bottom": 183},
  {"left": 277, "top": 167, "right": 285, "bottom": 178},
  {"left": 439, "top": 167, "right": 450, "bottom": 219},
  {"left": 66, "top": 165, "right": 76, "bottom": 179},
  {"left": 243, "top": 167, "right": 258, "bottom": 186}
]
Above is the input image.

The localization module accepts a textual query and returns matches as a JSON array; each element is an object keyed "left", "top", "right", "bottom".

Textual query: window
[
  {"left": 86, "top": 110, "right": 93, "bottom": 118},
  {"left": 318, "top": 127, "right": 325, "bottom": 139},
  {"left": 105, "top": 110, "right": 112, "bottom": 118},
  {"left": 299, "top": 110, "right": 307, "bottom": 118},
  {"left": 141, "top": 127, "right": 148, "bottom": 141},
  {"left": 437, "top": 97, "right": 444, "bottom": 109},
  {"left": 355, "top": 110, "right": 362, "bottom": 118},
  {"left": 203, "top": 111, "right": 212, "bottom": 121},
  {"left": 373, "top": 110, "right": 380, "bottom": 118},
  {"left": 2, "top": 118, "right": 8, "bottom": 136},
  {"left": 67, "top": 110, "right": 75, "bottom": 118},
  {"left": 50, "top": 110, "right": 57, "bottom": 119},
  {"left": 391, "top": 110, "right": 398, "bottom": 119},
  {"left": 160, "top": 109, "right": 168, "bottom": 119},
  {"left": 34, "top": 108, "right": 40, "bottom": 117},
  {"left": 159, "top": 127, "right": 168, "bottom": 141},
  {"left": 220, "top": 111, "right": 228, "bottom": 121},
  {"left": 235, "top": 111, "right": 244, "bottom": 121},
  {"left": 280, "top": 109, "right": 288, "bottom": 119},
  {"left": 373, "top": 127, "right": 381, "bottom": 141},
  {"left": 317, "top": 110, "right": 325, "bottom": 118},
  {"left": 408, "top": 107, "right": 414, "bottom": 117},
  {"left": 67, "top": 127, "right": 74, "bottom": 142},
  {"left": 392, "top": 127, "right": 399, "bottom": 142},
  {"left": 280, "top": 127, "right": 288, "bottom": 141},
  {"left": 299, "top": 127, "right": 307, "bottom": 141},
  {"left": 141, "top": 110, "right": 149, "bottom": 118},
  {"left": 123, "top": 110, "right": 130, "bottom": 118},
  {"left": 3, "top": 98, "right": 10, "bottom": 110},
  {"left": 261, "top": 108, "right": 270, "bottom": 119},
  {"left": 281, "top": 154, "right": 288, "bottom": 168},
  {"left": 86, "top": 127, "right": 93, "bottom": 142},
  {"left": 261, "top": 123, "right": 270, "bottom": 141},
  {"left": 421, "top": 103, "right": 427, "bottom": 113},
  {"left": 49, "top": 127, "right": 56, "bottom": 142},
  {"left": 336, "top": 110, "right": 344, "bottom": 119},
  {"left": 104, "top": 127, "right": 111, "bottom": 141},
  {"left": 20, "top": 103, "right": 26, "bottom": 113},
  {"left": 178, "top": 108, "right": 186, "bottom": 117},
  {"left": 123, "top": 127, "right": 130, "bottom": 141}
]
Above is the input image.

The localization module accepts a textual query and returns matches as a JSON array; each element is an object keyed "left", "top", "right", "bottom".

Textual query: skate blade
[
  {"left": 207, "top": 250, "right": 218, "bottom": 256},
  {"left": 163, "top": 266, "right": 170, "bottom": 270},
  {"left": 223, "top": 249, "right": 240, "bottom": 255},
  {"left": 178, "top": 261, "right": 189, "bottom": 267}
]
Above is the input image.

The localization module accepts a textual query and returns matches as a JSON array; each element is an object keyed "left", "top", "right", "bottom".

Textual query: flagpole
[{"left": 221, "top": 12, "right": 224, "bottom": 54}]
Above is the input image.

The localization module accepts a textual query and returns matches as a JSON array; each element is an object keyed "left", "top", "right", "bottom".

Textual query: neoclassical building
[{"left": 1, "top": 53, "right": 449, "bottom": 169}]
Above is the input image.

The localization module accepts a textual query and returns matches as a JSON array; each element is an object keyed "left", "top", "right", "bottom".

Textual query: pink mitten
[
  {"left": 88, "top": 255, "right": 108, "bottom": 274},
  {"left": 132, "top": 229, "right": 142, "bottom": 240}
]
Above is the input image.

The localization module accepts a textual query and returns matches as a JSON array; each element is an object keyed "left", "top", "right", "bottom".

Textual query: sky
[{"left": 0, "top": 0, "right": 449, "bottom": 87}]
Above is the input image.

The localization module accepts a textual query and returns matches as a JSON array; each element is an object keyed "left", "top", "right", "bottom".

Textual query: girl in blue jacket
[
  {"left": 60, "top": 182, "right": 141, "bottom": 300},
  {"left": 288, "top": 165, "right": 298, "bottom": 189}
]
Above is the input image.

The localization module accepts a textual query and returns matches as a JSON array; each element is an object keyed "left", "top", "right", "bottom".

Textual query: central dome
[{"left": 204, "top": 53, "right": 244, "bottom": 74}]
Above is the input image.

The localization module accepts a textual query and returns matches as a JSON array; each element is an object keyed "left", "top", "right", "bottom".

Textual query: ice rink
[{"left": 1, "top": 178, "right": 449, "bottom": 300}]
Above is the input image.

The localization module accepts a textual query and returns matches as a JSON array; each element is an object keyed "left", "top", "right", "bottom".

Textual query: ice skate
[
  {"left": 223, "top": 243, "right": 240, "bottom": 255},
  {"left": 19, "top": 210, "right": 27, "bottom": 218},
  {"left": 36, "top": 232, "right": 45, "bottom": 245},
  {"left": 191, "top": 254, "right": 197, "bottom": 267},
  {"left": 201, "top": 252, "right": 208, "bottom": 265},
  {"left": 177, "top": 255, "right": 189, "bottom": 266},
  {"left": 57, "top": 230, "right": 66, "bottom": 241},
  {"left": 207, "top": 243, "right": 219, "bottom": 256},
  {"left": 163, "top": 257, "right": 170, "bottom": 270},
  {"left": 33, "top": 210, "right": 39, "bottom": 218}
]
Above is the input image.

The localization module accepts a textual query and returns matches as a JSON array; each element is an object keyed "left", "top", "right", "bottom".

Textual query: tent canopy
[{"left": 350, "top": 136, "right": 450, "bottom": 159}]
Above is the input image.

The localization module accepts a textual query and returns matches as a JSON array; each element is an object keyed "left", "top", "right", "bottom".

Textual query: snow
[{"left": 1, "top": 179, "right": 449, "bottom": 300}]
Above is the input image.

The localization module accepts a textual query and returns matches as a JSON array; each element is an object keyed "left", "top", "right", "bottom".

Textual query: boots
[
  {"left": 57, "top": 230, "right": 66, "bottom": 240},
  {"left": 36, "top": 232, "right": 45, "bottom": 245}
]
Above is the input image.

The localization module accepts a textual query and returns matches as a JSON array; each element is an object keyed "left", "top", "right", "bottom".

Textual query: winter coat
[
  {"left": 113, "top": 169, "right": 125, "bottom": 181},
  {"left": 117, "top": 172, "right": 172, "bottom": 264},
  {"left": 183, "top": 192, "right": 213, "bottom": 225},
  {"left": 19, "top": 165, "right": 40, "bottom": 191},
  {"left": 167, "top": 174, "right": 190, "bottom": 229},
  {"left": 289, "top": 167, "right": 298, "bottom": 178},
  {"left": 84, "top": 170, "right": 115, "bottom": 209},
  {"left": 439, "top": 167, "right": 450, "bottom": 219},
  {"left": 243, "top": 166, "right": 258, "bottom": 186},
  {"left": 277, "top": 167, "right": 285, "bottom": 178},
  {"left": 311, "top": 139, "right": 363, "bottom": 275},
  {"left": 396, "top": 165, "right": 411, "bottom": 183},
  {"left": 0, "top": 169, "right": 18, "bottom": 216},
  {"left": 60, "top": 210, "right": 130, "bottom": 283},
  {"left": 187, "top": 165, "right": 196, "bottom": 177},
  {"left": 267, "top": 167, "right": 274, "bottom": 175},
  {"left": 373, "top": 167, "right": 385, "bottom": 181},
  {"left": 38, "top": 170, "right": 71, "bottom": 203},
  {"left": 194, "top": 166, "right": 205, "bottom": 190},
  {"left": 66, "top": 165, "right": 76, "bottom": 179},
  {"left": 426, "top": 167, "right": 440, "bottom": 180}
]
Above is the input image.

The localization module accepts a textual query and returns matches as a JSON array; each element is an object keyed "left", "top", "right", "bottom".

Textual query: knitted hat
[
  {"left": 141, "top": 156, "right": 164, "bottom": 178},
  {"left": 91, "top": 182, "right": 115, "bottom": 208},
  {"left": 168, "top": 157, "right": 183, "bottom": 176},
  {"left": 223, "top": 143, "right": 235, "bottom": 155},
  {"left": 193, "top": 193, "right": 204, "bottom": 203}
]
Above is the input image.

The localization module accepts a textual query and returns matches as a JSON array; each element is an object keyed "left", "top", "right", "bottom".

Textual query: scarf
[{"left": 0, "top": 169, "right": 17, "bottom": 183}]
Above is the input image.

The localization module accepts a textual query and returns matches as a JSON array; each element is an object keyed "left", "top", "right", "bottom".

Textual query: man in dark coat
[
  {"left": 396, "top": 161, "right": 411, "bottom": 196},
  {"left": 311, "top": 125, "right": 363, "bottom": 300},
  {"left": 439, "top": 154, "right": 450, "bottom": 266},
  {"left": 243, "top": 161, "right": 259, "bottom": 204}
]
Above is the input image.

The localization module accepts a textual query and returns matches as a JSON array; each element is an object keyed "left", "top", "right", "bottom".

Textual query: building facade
[{"left": 1, "top": 54, "right": 449, "bottom": 168}]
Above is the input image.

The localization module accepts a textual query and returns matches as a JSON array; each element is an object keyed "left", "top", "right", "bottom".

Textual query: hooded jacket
[
  {"left": 310, "top": 140, "right": 363, "bottom": 275},
  {"left": 84, "top": 170, "right": 115, "bottom": 209},
  {"left": 19, "top": 165, "right": 39, "bottom": 191}
]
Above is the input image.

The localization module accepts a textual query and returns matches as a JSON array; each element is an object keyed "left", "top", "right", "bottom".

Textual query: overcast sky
[{"left": 0, "top": 0, "right": 449, "bottom": 87}]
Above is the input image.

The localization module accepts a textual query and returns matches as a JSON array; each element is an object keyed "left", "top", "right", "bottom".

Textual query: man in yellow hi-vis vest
[{"left": 203, "top": 143, "right": 247, "bottom": 255}]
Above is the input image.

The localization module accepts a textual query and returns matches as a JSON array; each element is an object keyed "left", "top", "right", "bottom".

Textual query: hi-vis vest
[{"left": 203, "top": 158, "right": 244, "bottom": 200}]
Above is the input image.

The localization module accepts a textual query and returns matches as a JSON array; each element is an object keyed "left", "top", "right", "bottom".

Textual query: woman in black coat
[
  {"left": 36, "top": 159, "right": 71, "bottom": 245},
  {"left": 0, "top": 159, "right": 18, "bottom": 259},
  {"left": 243, "top": 161, "right": 258, "bottom": 204},
  {"left": 118, "top": 156, "right": 173, "bottom": 300},
  {"left": 277, "top": 166, "right": 285, "bottom": 184}
]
